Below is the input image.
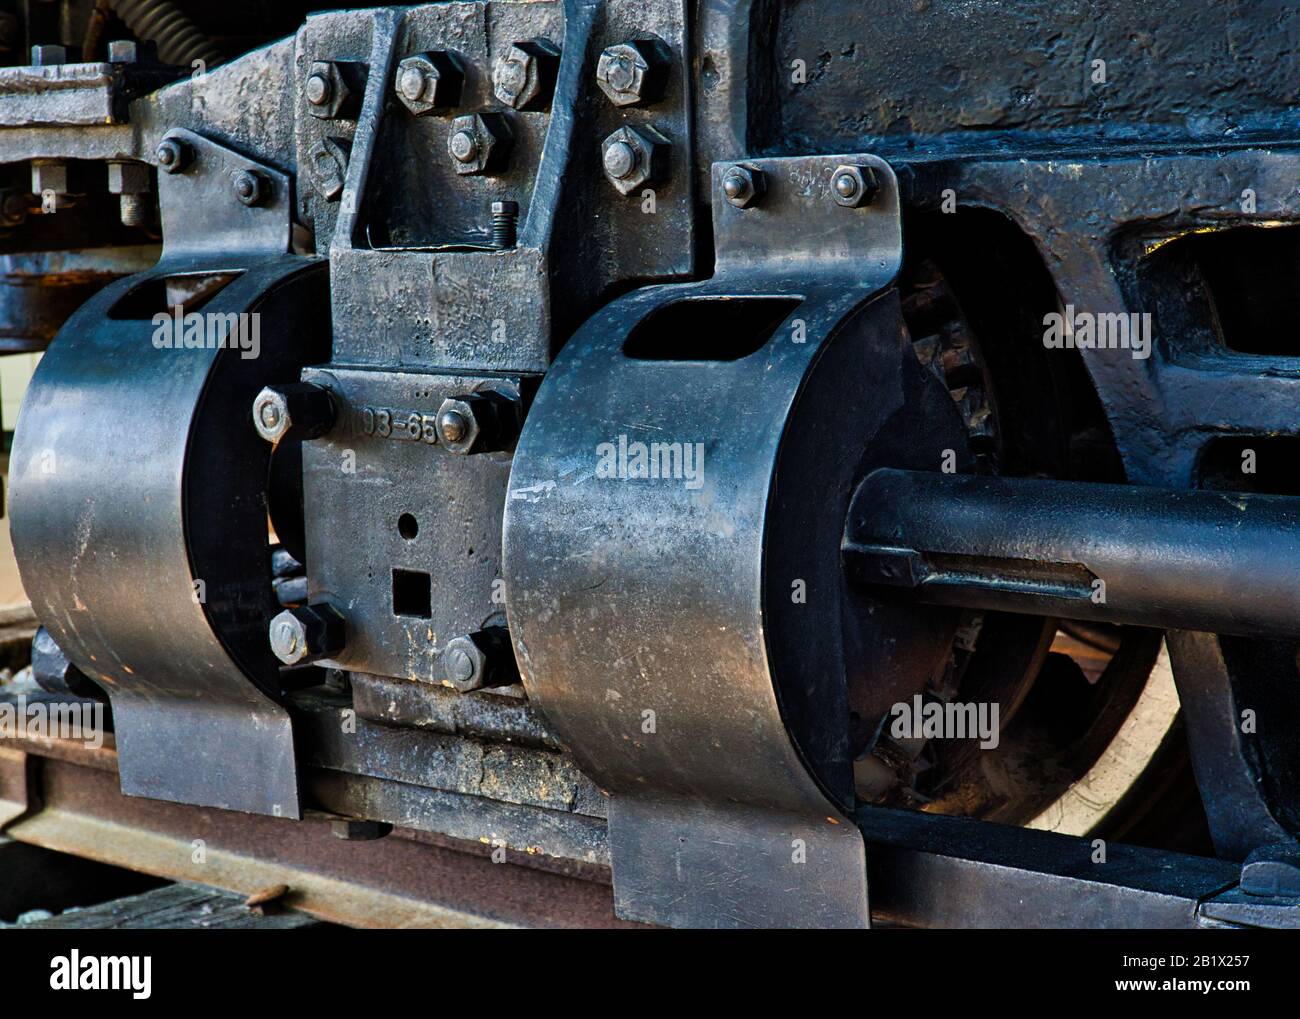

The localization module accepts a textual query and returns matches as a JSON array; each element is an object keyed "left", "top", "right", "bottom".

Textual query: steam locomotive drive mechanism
[{"left": 2, "top": 0, "right": 1300, "bottom": 939}]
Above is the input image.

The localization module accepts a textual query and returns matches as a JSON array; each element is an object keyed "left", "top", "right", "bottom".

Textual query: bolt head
[
  {"left": 830, "top": 163, "right": 880, "bottom": 208},
  {"left": 596, "top": 39, "right": 672, "bottom": 107},
  {"left": 30, "top": 45, "right": 67, "bottom": 67},
  {"left": 396, "top": 52, "right": 464, "bottom": 116},
  {"left": 305, "top": 61, "right": 358, "bottom": 120},
  {"left": 156, "top": 137, "right": 191, "bottom": 174},
  {"left": 447, "top": 113, "right": 513, "bottom": 176},
  {"left": 30, "top": 162, "right": 68, "bottom": 196},
  {"left": 107, "top": 40, "right": 139, "bottom": 65},
  {"left": 443, "top": 636, "right": 488, "bottom": 692},
  {"left": 233, "top": 169, "right": 269, "bottom": 207},
  {"left": 600, "top": 126, "right": 670, "bottom": 196},
  {"left": 493, "top": 39, "right": 560, "bottom": 110},
  {"left": 252, "top": 383, "right": 335, "bottom": 443},
  {"left": 721, "top": 164, "right": 766, "bottom": 209},
  {"left": 436, "top": 397, "right": 481, "bottom": 452},
  {"left": 107, "top": 161, "right": 150, "bottom": 196},
  {"left": 269, "top": 605, "right": 345, "bottom": 666}
]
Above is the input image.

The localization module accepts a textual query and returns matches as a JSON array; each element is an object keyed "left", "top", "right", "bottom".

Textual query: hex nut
[
  {"left": 233, "top": 169, "right": 270, "bottom": 207},
  {"left": 156, "top": 137, "right": 193, "bottom": 174},
  {"left": 30, "top": 45, "right": 67, "bottom": 67},
  {"left": 253, "top": 383, "right": 336, "bottom": 444},
  {"left": 600, "top": 125, "right": 670, "bottom": 196},
  {"left": 436, "top": 391, "right": 522, "bottom": 455},
  {"left": 107, "top": 161, "right": 150, "bottom": 195},
  {"left": 107, "top": 40, "right": 139, "bottom": 65},
  {"left": 720, "top": 163, "right": 766, "bottom": 209},
  {"left": 493, "top": 38, "right": 561, "bottom": 110},
  {"left": 442, "top": 627, "right": 517, "bottom": 692},
  {"left": 305, "top": 60, "right": 364, "bottom": 120},
  {"left": 396, "top": 51, "right": 464, "bottom": 115},
  {"left": 269, "top": 604, "right": 346, "bottom": 666},
  {"left": 307, "top": 137, "right": 350, "bottom": 202},
  {"left": 830, "top": 163, "right": 880, "bottom": 208},
  {"left": 30, "top": 161, "right": 68, "bottom": 196},
  {"left": 595, "top": 38, "right": 672, "bottom": 107},
  {"left": 447, "top": 112, "right": 513, "bottom": 175}
]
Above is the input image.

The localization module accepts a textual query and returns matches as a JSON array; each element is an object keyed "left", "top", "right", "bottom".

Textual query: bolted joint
[
  {"left": 396, "top": 51, "right": 464, "bottom": 116},
  {"left": 442, "top": 626, "right": 518, "bottom": 693},
  {"left": 156, "top": 136, "right": 193, "bottom": 174},
  {"left": 107, "top": 40, "right": 140, "bottom": 65},
  {"left": 233, "top": 168, "right": 271, "bottom": 207},
  {"left": 493, "top": 38, "right": 561, "bottom": 111},
  {"left": 720, "top": 163, "right": 766, "bottom": 209},
  {"left": 448, "top": 112, "right": 513, "bottom": 176},
  {"left": 31, "top": 160, "right": 68, "bottom": 197},
  {"left": 269, "top": 604, "right": 346, "bottom": 666},
  {"left": 436, "top": 390, "right": 522, "bottom": 455},
  {"left": 252, "top": 382, "right": 337, "bottom": 444},
  {"left": 305, "top": 60, "right": 366, "bottom": 120},
  {"left": 595, "top": 37, "right": 672, "bottom": 107},
  {"left": 600, "top": 125, "right": 670, "bottom": 196},
  {"left": 107, "top": 161, "right": 150, "bottom": 196},
  {"left": 830, "top": 163, "right": 880, "bottom": 209}
]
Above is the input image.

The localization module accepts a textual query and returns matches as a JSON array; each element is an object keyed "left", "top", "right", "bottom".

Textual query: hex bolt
[
  {"left": 269, "top": 604, "right": 346, "bottom": 666},
  {"left": 31, "top": 161, "right": 69, "bottom": 213},
  {"left": 493, "top": 38, "right": 561, "bottom": 111},
  {"left": 252, "top": 383, "right": 336, "bottom": 444},
  {"left": 436, "top": 390, "right": 523, "bottom": 455},
  {"left": 720, "top": 163, "right": 766, "bottom": 209},
  {"left": 447, "top": 113, "right": 513, "bottom": 176},
  {"left": 395, "top": 51, "right": 464, "bottom": 115},
  {"left": 442, "top": 626, "right": 518, "bottom": 693},
  {"left": 107, "top": 161, "right": 152, "bottom": 228},
  {"left": 30, "top": 45, "right": 67, "bottom": 67},
  {"left": 107, "top": 40, "right": 140, "bottom": 64},
  {"left": 304, "top": 60, "right": 365, "bottom": 120},
  {"left": 830, "top": 163, "right": 880, "bottom": 209},
  {"left": 156, "top": 137, "right": 193, "bottom": 174},
  {"left": 31, "top": 626, "right": 100, "bottom": 700},
  {"left": 595, "top": 38, "right": 672, "bottom": 107},
  {"left": 491, "top": 200, "right": 519, "bottom": 249},
  {"left": 599, "top": 125, "right": 670, "bottom": 196},
  {"left": 233, "top": 168, "right": 270, "bottom": 207}
]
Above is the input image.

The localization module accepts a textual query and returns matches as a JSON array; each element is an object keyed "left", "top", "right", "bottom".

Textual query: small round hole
[{"left": 398, "top": 513, "right": 419, "bottom": 540}]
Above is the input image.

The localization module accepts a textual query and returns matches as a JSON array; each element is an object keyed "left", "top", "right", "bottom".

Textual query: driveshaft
[{"left": 844, "top": 468, "right": 1300, "bottom": 639}]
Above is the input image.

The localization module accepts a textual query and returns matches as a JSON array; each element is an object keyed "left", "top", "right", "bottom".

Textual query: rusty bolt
[
  {"left": 596, "top": 38, "right": 672, "bottom": 107},
  {"left": 600, "top": 125, "right": 669, "bottom": 196},
  {"left": 447, "top": 112, "right": 513, "bottom": 176},
  {"left": 156, "top": 137, "right": 193, "bottom": 174},
  {"left": 830, "top": 163, "right": 880, "bottom": 208},
  {"left": 720, "top": 163, "right": 766, "bottom": 209},
  {"left": 305, "top": 60, "right": 364, "bottom": 120},
  {"left": 493, "top": 38, "right": 560, "bottom": 110},
  {"left": 396, "top": 51, "right": 464, "bottom": 116},
  {"left": 436, "top": 390, "right": 522, "bottom": 455},
  {"left": 233, "top": 168, "right": 270, "bottom": 207},
  {"left": 442, "top": 627, "right": 517, "bottom": 692},
  {"left": 307, "top": 137, "right": 350, "bottom": 202},
  {"left": 270, "top": 604, "right": 346, "bottom": 666}
]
